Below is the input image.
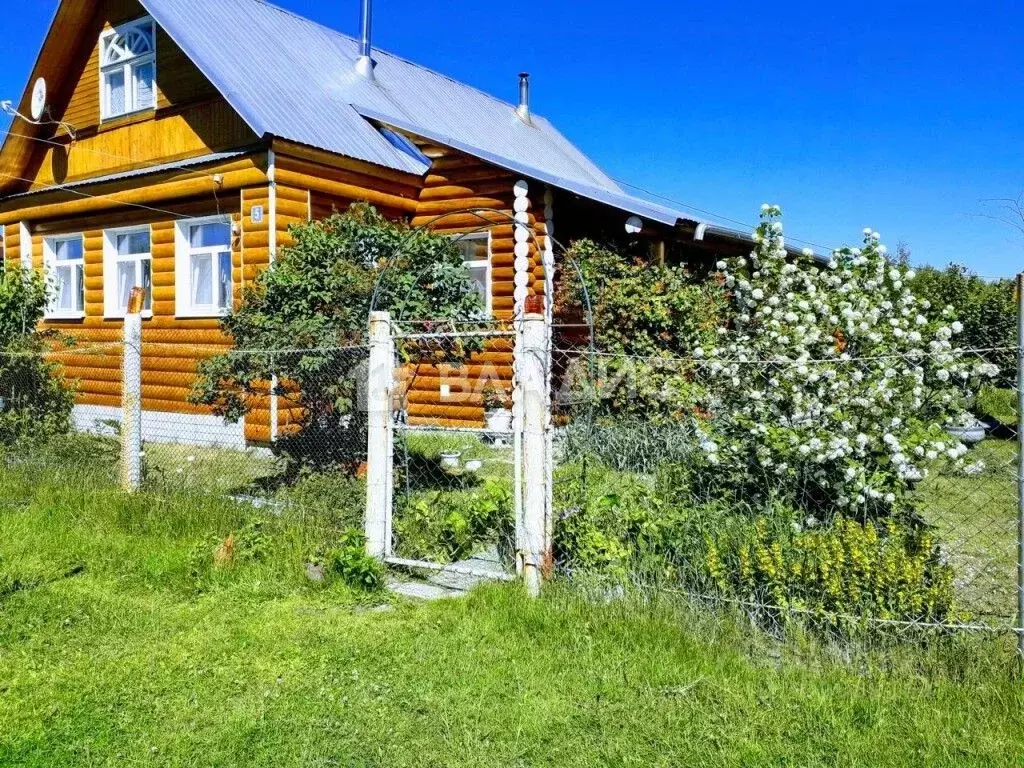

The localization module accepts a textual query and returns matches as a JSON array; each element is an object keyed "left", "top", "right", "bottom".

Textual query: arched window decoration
[{"left": 100, "top": 18, "right": 156, "bottom": 119}]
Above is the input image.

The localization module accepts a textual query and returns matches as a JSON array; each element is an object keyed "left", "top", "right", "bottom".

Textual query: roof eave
[{"left": 354, "top": 106, "right": 686, "bottom": 227}]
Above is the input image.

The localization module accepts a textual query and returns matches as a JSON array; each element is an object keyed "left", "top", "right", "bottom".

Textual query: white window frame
[
  {"left": 174, "top": 215, "right": 234, "bottom": 318},
  {"left": 99, "top": 17, "right": 157, "bottom": 120},
  {"left": 452, "top": 232, "right": 492, "bottom": 315},
  {"left": 43, "top": 234, "right": 86, "bottom": 320},
  {"left": 103, "top": 225, "right": 153, "bottom": 319}
]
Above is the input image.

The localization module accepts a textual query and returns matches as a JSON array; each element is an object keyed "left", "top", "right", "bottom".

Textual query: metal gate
[{"left": 366, "top": 316, "right": 525, "bottom": 590}]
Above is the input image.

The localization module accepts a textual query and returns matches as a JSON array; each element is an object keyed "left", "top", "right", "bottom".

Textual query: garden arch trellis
[{"left": 363, "top": 202, "right": 596, "bottom": 595}]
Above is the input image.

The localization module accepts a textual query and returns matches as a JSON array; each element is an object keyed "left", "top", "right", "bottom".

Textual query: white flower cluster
[{"left": 697, "top": 207, "right": 996, "bottom": 513}]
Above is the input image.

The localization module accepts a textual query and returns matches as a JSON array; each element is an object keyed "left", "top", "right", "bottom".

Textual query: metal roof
[
  {"left": 5, "top": 151, "right": 248, "bottom": 199},
  {"left": 139, "top": 0, "right": 692, "bottom": 226}
]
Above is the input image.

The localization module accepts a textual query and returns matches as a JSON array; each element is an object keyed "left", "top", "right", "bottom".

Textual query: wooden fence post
[
  {"left": 365, "top": 311, "right": 395, "bottom": 559},
  {"left": 120, "top": 287, "right": 145, "bottom": 492}
]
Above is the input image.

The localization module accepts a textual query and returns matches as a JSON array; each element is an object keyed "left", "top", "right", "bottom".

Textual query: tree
[
  {"left": 556, "top": 240, "right": 725, "bottom": 420},
  {"left": 908, "top": 264, "right": 1016, "bottom": 389},
  {"left": 694, "top": 206, "right": 997, "bottom": 518},
  {"left": 191, "top": 204, "right": 486, "bottom": 471},
  {"left": 0, "top": 266, "right": 74, "bottom": 445}
]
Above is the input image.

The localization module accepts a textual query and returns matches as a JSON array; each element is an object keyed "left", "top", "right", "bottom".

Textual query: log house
[{"left": 0, "top": 0, "right": 765, "bottom": 445}]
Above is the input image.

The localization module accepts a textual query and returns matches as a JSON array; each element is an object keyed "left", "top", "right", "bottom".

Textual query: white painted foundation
[{"left": 72, "top": 404, "right": 247, "bottom": 449}]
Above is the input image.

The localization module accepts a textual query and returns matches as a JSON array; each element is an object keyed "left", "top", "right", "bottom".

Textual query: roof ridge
[{"left": 245, "top": 0, "right": 528, "bottom": 117}]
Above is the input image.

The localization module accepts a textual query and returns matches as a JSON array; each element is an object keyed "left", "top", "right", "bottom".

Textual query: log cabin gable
[{"left": 0, "top": 0, "right": 258, "bottom": 197}]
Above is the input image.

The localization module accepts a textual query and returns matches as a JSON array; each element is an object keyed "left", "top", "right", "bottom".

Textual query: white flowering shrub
[{"left": 694, "top": 205, "right": 997, "bottom": 518}]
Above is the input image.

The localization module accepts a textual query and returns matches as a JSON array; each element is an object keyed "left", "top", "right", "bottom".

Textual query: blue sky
[{"left": 2, "top": 0, "right": 1022, "bottom": 275}]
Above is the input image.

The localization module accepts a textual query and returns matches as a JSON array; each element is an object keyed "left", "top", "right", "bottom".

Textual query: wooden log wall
[
  {"left": 32, "top": 196, "right": 241, "bottom": 422},
  {"left": 0, "top": 156, "right": 268, "bottom": 226},
  {"left": 404, "top": 140, "right": 522, "bottom": 428},
  {"left": 5, "top": 172, "right": 277, "bottom": 444},
  {"left": 267, "top": 178, "right": 312, "bottom": 435},
  {"left": 3, "top": 125, "right": 558, "bottom": 444},
  {"left": 2, "top": 224, "right": 24, "bottom": 268},
  {"left": 237, "top": 184, "right": 274, "bottom": 443},
  {"left": 277, "top": 152, "right": 420, "bottom": 222}
]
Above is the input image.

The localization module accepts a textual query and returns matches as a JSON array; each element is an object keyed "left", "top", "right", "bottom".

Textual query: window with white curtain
[
  {"left": 103, "top": 226, "right": 152, "bottom": 317},
  {"left": 43, "top": 235, "right": 85, "bottom": 319},
  {"left": 451, "top": 233, "right": 491, "bottom": 314},
  {"left": 100, "top": 17, "right": 156, "bottom": 119},
  {"left": 175, "top": 216, "right": 232, "bottom": 317}
]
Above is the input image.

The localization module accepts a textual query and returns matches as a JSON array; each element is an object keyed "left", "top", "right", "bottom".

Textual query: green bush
[
  {"left": 553, "top": 467, "right": 956, "bottom": 625},
  {"left": 324, "top": 530, "right": 385, "bottom": 591},
  {"left": 192, "top": 204, "right": 486, "bottom": 473},
  {"left": 555, "top": 240, "right": 724, "bottom": 420},
  {"left": 703, "top": 514, "right": 954, "bottom": 623},
  {"left": 909, "top": 265, "right": 1016, "bottom": 388},
  {"left": 0, "top": 267, "right": 74, "bottom": 446},
  {"left": 393, "top": 481, "right": 513, "bottom": 563}
]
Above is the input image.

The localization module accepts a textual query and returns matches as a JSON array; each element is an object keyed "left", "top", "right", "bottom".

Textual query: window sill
[
  {"left": 44, "top": 313, "right": 86, "bottom": 322},
  {"left": 104, "top": 311, "right": 154, "bottom": 321},
  {"left": 176, "top": 309, "right": 231, "bottom": 320},
  {"left": 98, "top": 108, "right": 158, "bottom": 132}
]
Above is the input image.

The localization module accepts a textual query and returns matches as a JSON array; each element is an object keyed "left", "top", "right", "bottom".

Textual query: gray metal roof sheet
[
  {"left": 139, "top": 0, "right": 691, "bottom": 226},
  {"left": 6, "top": 151, "right": 248, "bottom": 198}
]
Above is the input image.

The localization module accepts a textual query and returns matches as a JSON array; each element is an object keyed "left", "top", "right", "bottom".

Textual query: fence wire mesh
[
  {"left": 386, "top": 320, "right": 519, "bottom": 584},
  {"left": 549, "top": 340, "right": 1024, "bottom": 638},
  {"left": 3, "top": 318, "right": 1024, "bottom": 645},
  {"left": 0, "top": 342, "right": 372, "bottom": 541}
]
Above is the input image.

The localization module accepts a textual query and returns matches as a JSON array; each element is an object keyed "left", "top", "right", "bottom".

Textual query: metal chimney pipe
[
  {"left": 516, "top": 72, "right": 531, "bottom": 124},
  {"left": 355, "top": 0, "right": 375, "bottom": 79}
]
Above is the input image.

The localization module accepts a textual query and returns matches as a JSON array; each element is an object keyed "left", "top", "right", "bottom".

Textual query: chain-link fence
[
  {"left": 3, "top": 305, "right": 1023, "bottom": 648},
  {"left": 384, "top": 320, "right": 520, "bottom": 587},
  {"left": 0, "top": 341, "right": 372, "bottom": 534},
  {"left": 549, "top": 339, "right": 1023, "bottom": 640}
]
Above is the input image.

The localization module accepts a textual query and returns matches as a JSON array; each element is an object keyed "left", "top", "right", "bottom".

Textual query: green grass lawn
[
  {"left": 916, "top": 438, "right": 1020, "bottom": 621},
  {"left": 1, "top": 452, "right": 1024, "bottom": 766}
]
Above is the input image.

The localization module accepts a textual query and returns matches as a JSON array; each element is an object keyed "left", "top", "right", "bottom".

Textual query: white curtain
[
  {"left": 217, "top": 251, "right": 232, "bottom": 309},
  {"left": 117, "top": 261, "right": 135, "bottom": 310},
  {"left": 105, "top": 70, "right": 125, "bottom": 115},
  {"left": 55, "top": 265, "right": 74, "bottom": 312},
  {"left": 191, "top": 253, "right": 213, "bottom": 306},
  {"left": 469, "top": 264, "right": 488, "bottom": 304},
  {"left": 141, "top": 260, "right": 152, "bottom": 310},
  {"left": 135, "top": 61, "right": 155, "bottom": 110},
  {"left": 117, "top": 231, "right": 149, "bottom": 256}
]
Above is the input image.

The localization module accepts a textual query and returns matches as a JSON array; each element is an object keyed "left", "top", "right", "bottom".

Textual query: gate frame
[{"left": 363, "top": 308, "right": 552, "bottom": 594}]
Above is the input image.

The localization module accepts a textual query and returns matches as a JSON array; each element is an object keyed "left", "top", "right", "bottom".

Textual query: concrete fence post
[
  {"left": 120, "top": 287, "right": 145, "bottom": 492},
  {"left": 517, "top": 300, "right": 551, "bottom": 597},
  {"left": 1016, "top": 273, "right": 1024, "bottom": 658},
  {"left": 365, "top": 311, "right": 395, "bottom": 560}
]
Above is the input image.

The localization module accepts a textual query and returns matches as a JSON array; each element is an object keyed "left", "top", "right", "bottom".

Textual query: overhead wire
[
  {"left": 0, "top": 167, "right": 202, "bottom": 221},
  {"left": 3, "top": 102, "right": 828, "bottom": 257},
  {"left": 0, "top": 101, "right": 77, "bottom": 141},
  {"left": 1, "top": 126, "right": 240, "bottom": 179},
  {"left": 4, "top": 97, "right": 960, "bottom": 269},
  {"left": 0, "top": 124, "right": 230, "bottom": 221},
  {"left": 611, "top": 176, "right": 841, "bottom": 255}
]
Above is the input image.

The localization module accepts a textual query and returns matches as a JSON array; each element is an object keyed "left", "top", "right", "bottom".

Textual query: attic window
[{"left": 100, "top": 17, "right": 156, "bottom": 119}]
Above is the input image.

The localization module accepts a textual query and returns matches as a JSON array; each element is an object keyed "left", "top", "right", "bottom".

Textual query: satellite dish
[
  {"left": 30, "top": 77, "right": 47, "bottom": 121},
  {"left": 625, "top": 215, "right": 644, "bottom": 235}
]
